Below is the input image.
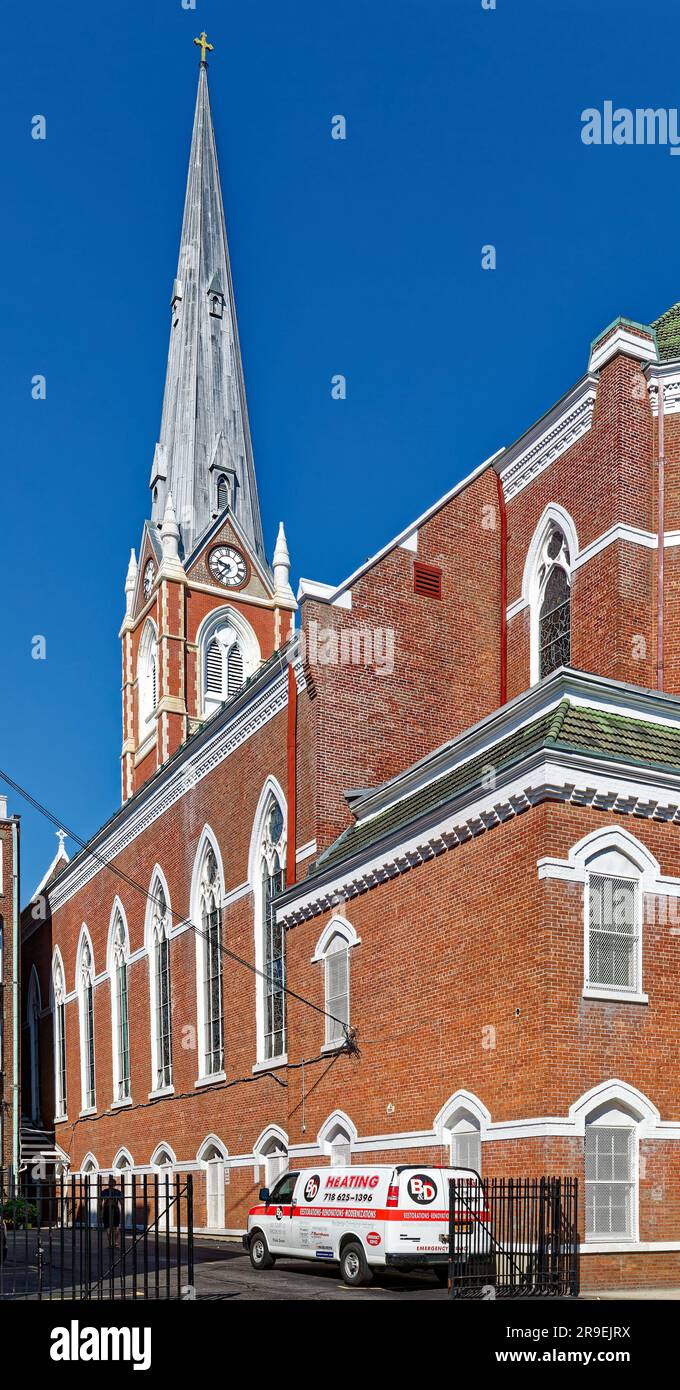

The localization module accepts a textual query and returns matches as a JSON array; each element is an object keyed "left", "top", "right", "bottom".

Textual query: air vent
[{"left": 413, "top": 561, "right": 442, "bottom": 599}]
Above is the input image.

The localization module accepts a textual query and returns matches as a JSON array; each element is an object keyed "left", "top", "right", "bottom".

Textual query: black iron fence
[
  {"left": 0, "top": 1172, "right": 194, "bottom": 1300},
  {"left": 448, "top": 1176, "right": 579, "bottom": 1299}
]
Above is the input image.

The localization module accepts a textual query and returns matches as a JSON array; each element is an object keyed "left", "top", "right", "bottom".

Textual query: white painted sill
[
  {"left": 195, "top": 1071, "right": 226, "bottom": 1089},
  {"left": 79, "top": 1107, "right": 97, "bottom": 1119},
  {"left": 252, "top": 1055, "right": 288, "bottom": 1075},
  {"left": 582, "top": 986, "right": 649, "bottom": 1005},
  {"left": 321, "top": 1039, "right": 345, "bottom": 1056},
  {"left": 111, "top": 1097, "right": 132, "bottom": 1110},
  {"left": 148, "top": 1085, "right": 175, "bottom": 1101}
]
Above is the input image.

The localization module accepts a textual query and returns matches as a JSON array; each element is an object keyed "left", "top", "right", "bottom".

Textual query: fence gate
[
  {"left": 0, "top": 1172, "right": 194, "bottom": 1301},
  {"left": 448, "top": 1176, "right": 579, "bottom": 1299}
]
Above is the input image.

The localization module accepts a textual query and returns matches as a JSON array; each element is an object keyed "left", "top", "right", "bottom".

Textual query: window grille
[
  {"left": 539, "top": 565, "right": 570, "bottom": 677},
  {"left": 585, "top": 1125, "right": 634, "bottom": 1239},
  {"left": 153, "top": 885, "right": 172, "bottom": 1089},
  {"left": 201, "top": 849, "right": 223, "bottom": 1075},
  {"left": 588, "top": 874, "right": 637, "bottom": 991}
]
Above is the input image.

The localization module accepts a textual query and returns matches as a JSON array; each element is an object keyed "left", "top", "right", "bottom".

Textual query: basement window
[{"left": 413, "top": 561, "right": 442, "bottom": 598}]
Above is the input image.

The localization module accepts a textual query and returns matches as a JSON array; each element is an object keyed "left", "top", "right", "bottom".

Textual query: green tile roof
[
  {"left": 652, "top": 301, "right": 680, "bottom": 362},
  {"left": 308, "top": 700, "right": 680, "bottom": 879}
]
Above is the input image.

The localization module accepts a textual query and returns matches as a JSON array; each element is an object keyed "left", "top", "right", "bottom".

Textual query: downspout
[
  {"left": 496, "top": 473, "right": 508, "bottom": 705},
  {"left": 286, "top": 662, "right": 298, "bottom": 886},
  {"left": 11, "top": 818, "right": 20, "bottom": 1183},
  {"left": 657, "top": 381, "right": 665, "bottom": 691}
]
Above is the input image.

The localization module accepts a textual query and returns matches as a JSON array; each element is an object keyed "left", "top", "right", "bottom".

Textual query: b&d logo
[
  {"left": 407, "top": 1174, "right": 437, "bottom": 1205},
  {"left": 304, "top": 1174, "right": 320, "bottom": 1202}
]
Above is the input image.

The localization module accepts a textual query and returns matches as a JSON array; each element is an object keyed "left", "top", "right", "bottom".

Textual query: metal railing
[
  {"left": 448, "top": 1175, "right": 579, "bottom": 1299},
  {"left": 0, "top": 1171, "right": 194, "bottom": 1301}
]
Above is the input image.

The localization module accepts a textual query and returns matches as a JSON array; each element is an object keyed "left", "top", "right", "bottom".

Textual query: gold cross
[{"left": 194, "top": 31, "right": 214, "bottom": 63}]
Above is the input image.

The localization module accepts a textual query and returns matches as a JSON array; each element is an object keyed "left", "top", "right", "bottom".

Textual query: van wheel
[
  {"left": 249, "top": 1231, "right": 275, "bottom": 1271},
  {"left": 340, "top": 1241, "right": 372, "bottom": 1287}
]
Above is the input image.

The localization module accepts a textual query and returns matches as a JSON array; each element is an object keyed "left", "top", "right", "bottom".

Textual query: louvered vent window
[
  {"left": 588, "top": 874, "right": 637, "bottom": 992},
  {"left": 206, "top": 639, "right": 223, "bottom": 695},
  {"left": 413, "top": 561, "right": 442, "bottom": 598},
  {"left": 227, "top": 643, "right": 244, "bottom": 696},
  {"left": 452, "top": 1130, "right": 482, "bottom": 1175},
  {"left": 585, "top": 1125, "right": 634, "bottom": 1238},
  {"left": 325, "top": 937, "right": 349, "bottom": 1045}
]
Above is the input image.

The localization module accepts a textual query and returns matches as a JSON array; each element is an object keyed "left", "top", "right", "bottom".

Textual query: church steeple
[{"left": 150, "top": 44, "right": 265, "bottom": 562}]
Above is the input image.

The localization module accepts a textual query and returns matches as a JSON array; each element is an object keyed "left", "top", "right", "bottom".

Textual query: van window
[{"left": 268, "top": 1172, "right": 298, "bottom": 1204}]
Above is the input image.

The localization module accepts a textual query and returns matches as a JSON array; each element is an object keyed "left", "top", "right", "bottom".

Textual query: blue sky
[{"left": 3, "top": 0, "right": 680, "bottom": 892}]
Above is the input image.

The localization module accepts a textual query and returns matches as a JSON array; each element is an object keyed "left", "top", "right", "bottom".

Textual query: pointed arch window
[
  {"left": 200, "top": 611, "right": 259, "bottom": 717},
  {"left": 200, "top": 847, "right": 224, "bottom": 1076},
  {"left": 79, "top": 940, "right": 96, "bottom": 1112},
  {"left": 53, "top": 957, "right": 67, "bottom": 1120},
  {"left": 111, "top": 912, "right": 131, "bottom": 1103},
  {"left": 216, "top": 474, "right": 230, "bottom": 511},
  {"left": 260, "top": 797, "right": 286, "bottom": 1061},
  {"left": 324, "top": 935, "right": 350, "bottom": 1047},
  {"left": 152, "top": 883, "right": 173, "bottom": 1090},
  {"left": 205, "top": 626, "right": 245, "bottom": 709},
  {"left": 138, "top": 621, "right": 158, "bottom": 740},
  {"left": 536, "top": 527, "right": 571, "bottom": 679}
]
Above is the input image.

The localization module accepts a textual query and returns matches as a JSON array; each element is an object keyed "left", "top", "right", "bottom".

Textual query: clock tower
[{"left": 119, "top": 43, "right": 295, "bottom": 801}]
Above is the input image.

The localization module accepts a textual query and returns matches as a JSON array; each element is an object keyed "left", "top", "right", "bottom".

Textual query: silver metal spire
[{"left": 150, "top": 51, "right": 265, "bottom": 561}]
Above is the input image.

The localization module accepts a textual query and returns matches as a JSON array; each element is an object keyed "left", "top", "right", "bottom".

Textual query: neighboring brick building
[
  {"left": 20, "top": 48, "right": 680, "bottom": 1290},
  {"left": 0, "top": 797, "right": 20, "bottom": 1184}
]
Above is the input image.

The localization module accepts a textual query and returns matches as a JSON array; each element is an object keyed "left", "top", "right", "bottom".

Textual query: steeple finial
[
  {"left": 194, "top": 31, "right": 214, "bottom": 64},
  {"left": 124, "top": 548, "right": 138, "bottom": 615},
  {"left": 273, "top": 521, "right": 294, "bottom": 601},
  {"left": 161, "top": 493, "right": 181, "bottom": 561}
]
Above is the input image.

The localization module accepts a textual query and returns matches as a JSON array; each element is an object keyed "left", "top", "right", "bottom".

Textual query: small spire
[
  {"left": 56, "top": 828, "right": 68, "bottom": 860},
  {"left": 161, "top": 492, "right": 181, "bottom": 562},
  {"left": 273, "top": 521, "right": 294, "bottom": 600},
  {"left": 124, "top": 549, "right": 138, "bottom": 615}
]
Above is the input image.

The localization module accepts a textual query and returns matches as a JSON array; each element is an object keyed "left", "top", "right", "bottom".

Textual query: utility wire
[{"left": 0, "top": 767, "right": 359, "bottom": 1046}]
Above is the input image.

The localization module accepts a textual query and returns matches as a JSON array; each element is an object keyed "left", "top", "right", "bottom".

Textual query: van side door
[{"left": 263, "top": 1171, "right": 299, "bottom": 1256}]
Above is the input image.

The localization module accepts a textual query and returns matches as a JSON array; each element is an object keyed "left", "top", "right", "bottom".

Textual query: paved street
[{"left": 192, "top": 1237, "right": 448, "bottom": 1300}]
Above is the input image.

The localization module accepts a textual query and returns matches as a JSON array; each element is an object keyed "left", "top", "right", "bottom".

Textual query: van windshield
[{"left": 268, "top": 1173, "right": 298, "bottom": 1204}]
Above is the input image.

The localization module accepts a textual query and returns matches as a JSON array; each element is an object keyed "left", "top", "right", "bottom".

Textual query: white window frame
[
  {"left": 146, "top": 868, "right": 174, "bottom": 1096},
  {"left": 249, "top": 779, "right": 287, "bottom": 1067},
  {"left": 191, "top": 829, "right": 226, "bottom": 1084},
  {"left": 522, "top": 505, "right": 579, "bottom": 686},
  {"left": 538, "top": 826, "right": 656, "bottom": 1005},
  {"left": 312, "top": 916, "right": 361, "bottom": 1053},
  {"left": 584, "top": 1105, "right": 639, "bottom": 1244},
  {"left": 585, "top": 862, "right": 642, "bottom": 1001},
  {"left": 52, "top": 950, "right": 67, "bottom": 1121},
  {"left": 198, "top": 1135, "right": 228, "bottom": 1230},
  {"left": 108, "top": 901, "right": 131, "bottom": 1106},
  {"left": 77, "top": 928, "right": 97, "bottom": 1115},
  {"left": 197, "top": 608, "right": 260, "bottom": 718},
  {"left": 137, "top": 620, "right": 158, "bottom": 743}
]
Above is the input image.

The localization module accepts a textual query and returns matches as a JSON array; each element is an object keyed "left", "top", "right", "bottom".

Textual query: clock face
[
  {"left": 143, "top": 560, "right": 155, "bottom": 598},
  {"left": 209, "top": 545, "right": 247, "bottom": 588}
]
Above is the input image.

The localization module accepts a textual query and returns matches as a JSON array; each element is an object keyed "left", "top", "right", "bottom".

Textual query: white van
[{"left": 243, "top": 1164, "right": 491, "bottom": 1287}]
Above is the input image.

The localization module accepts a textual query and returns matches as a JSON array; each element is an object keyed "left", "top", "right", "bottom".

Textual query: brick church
[{"left": 20, "top": 46, "right": 680, "bottom": 1291}]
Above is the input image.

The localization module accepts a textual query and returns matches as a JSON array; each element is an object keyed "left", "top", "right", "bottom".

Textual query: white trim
[
  {"left": 145, "top": 866, "right": 173, "bottom": 1094},
  {"left": 190, "top": 826, "right": 225, "bottom": 1082},
  {"left": 107, "top": 899, "right": 131, "bottom": 1106},
  {"left": 498, "top": 377, "right": 597, "bottom": 501},
  {"left": 520, "top": 505, "right": 577, "bottom": 686},
  {"left": 589, "top": 326, "right": 658, "bottom": 373},
  {"left": 196, "top": 604, "right": 261, "bottom": 717},
  {"left": 251, "top": 1055, "right": 288, "bottom": 1075},
  {"left": 581, "top": 1240, "right": 680, "bottom": 1254},
  {"left": 76, "top": 925, "right": 96, "bottom": 1114},
  {"left": 295, "top": 839, "right": 317, "bottom": 865},
  {"left": 150, "top": 1142, "right": 177, "bottom": 1168},
  {"left": 249, "top": 777, "right": 287, "bottom": 1064},
  {"left": 311, "top": 914, "right": 361, "bottom": 963}
]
